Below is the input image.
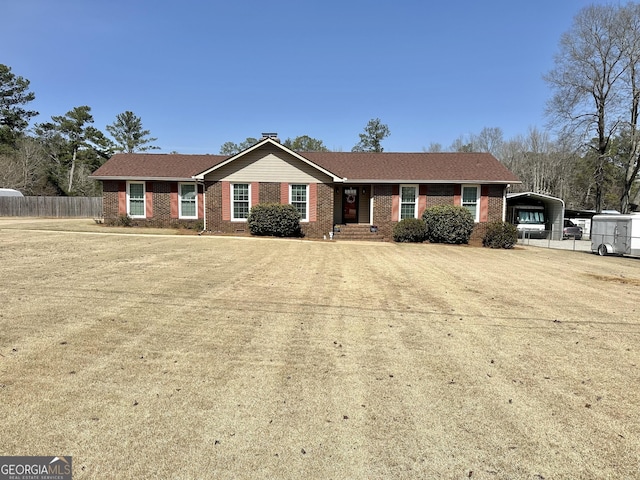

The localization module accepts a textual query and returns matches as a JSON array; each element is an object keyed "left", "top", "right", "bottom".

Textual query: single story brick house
[{"left": 90, "top": 136, "right": 520, "bottom": 240}]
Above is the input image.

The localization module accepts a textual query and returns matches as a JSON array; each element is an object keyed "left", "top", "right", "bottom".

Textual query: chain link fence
[{"left": 517, "top": 230, "right": 593, "bottom": 253}]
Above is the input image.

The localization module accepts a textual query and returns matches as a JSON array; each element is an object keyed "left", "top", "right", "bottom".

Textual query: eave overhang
[
  {"left": 337, "top": 179, "right": 522, "bottom": 184},
  {"left": 89, "top": 176, "right": 200, "bottom": 182}
]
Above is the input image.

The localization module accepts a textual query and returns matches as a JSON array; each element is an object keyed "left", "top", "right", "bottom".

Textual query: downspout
[
  {"left": 197, "top": 179, "right": 207, "bottom": 235},
  {"left": 369, "top": 183, "right": 374, "bottom": 225},
  {"left": 202, "top": 182, "right": 207, "bottom": 232},
  {"left": 502, "top": 185, "right": 509, "bottom": 222}
]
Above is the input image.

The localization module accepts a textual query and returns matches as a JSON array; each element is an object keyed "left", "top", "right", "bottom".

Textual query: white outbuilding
[
  {"left": 0, "top": 188, "right": 24, "bottom": 197},
  {"left": 506, "top": 192, "right": 565, "bottom": 241}
]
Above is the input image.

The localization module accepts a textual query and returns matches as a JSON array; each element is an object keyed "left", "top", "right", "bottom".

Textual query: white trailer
[{"left": 591, "top": 213, "right": 640, "bottom": 257}]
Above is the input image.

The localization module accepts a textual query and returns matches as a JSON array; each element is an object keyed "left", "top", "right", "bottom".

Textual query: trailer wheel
[{"left": 598, "top": 244, "right": 608, "bottom": 256}]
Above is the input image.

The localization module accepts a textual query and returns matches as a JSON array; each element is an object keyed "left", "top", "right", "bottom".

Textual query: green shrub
[
  {"left": 482, "top": 221, "right": 518, "bottom": 249},
  {"left": 248, "top": 203, "right": 302, "bottom": 237},
  {"left": 393, "top": 218, "right": 427, "bottom": 243},
  {"left": 422, "top": 205, "right": 474, "bottom": 244}
]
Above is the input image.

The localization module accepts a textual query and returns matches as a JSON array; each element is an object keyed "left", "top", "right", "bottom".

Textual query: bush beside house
[
  {"left": 106, "top": 213, "right": 133, "bottom": 227},
  {"left": 393, "top": 218, "right": 427, "bottom": 243},
  {"left": 482, "top": 221, "right": 518, "bottom": 249},
  {"left": 422, "top": 205, "right": 475, "bottom": 244},
  {"left": 248, "top": 203, "right": 303, "bottom": 237}
]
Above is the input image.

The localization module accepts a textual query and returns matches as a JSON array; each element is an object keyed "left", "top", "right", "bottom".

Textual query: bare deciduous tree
[
  {"left": 423, "top": 142, "right": 443, "bottom": 153},
  {"left": 545, "top": 3, "right": 640, "bottom": 212},
  {"left": 500, "top": 128, "right": 569, "bottom": 197},
  {"left": 474, "top": 127, "right": 505, "bottom": 158},
  {"left": 618, "top": 3, "right": 640, "bottom": 211},
  {"left": 0, "top": 137, "right": 48, "bottom": 194}
]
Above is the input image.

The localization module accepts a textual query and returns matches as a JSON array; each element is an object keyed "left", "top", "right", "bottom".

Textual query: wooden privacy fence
[{"left": 0, "top": 196, "right": 103, "bottom": 218}]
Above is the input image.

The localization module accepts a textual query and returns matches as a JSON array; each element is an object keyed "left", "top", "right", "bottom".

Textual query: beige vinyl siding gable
[{"left": 204, "top": 145, "right": 333, "bottom": 183}]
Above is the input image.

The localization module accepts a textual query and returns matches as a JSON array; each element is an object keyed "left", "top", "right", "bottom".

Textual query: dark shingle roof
[
  {"left": 90, "top": 153, "right": 228, "bottom": 180},
  {"left": 304, "top": 152, "right": 520, "bottom": 183},
  {"left": 91, "top": 149, "right": 519, "bottom": 184}
]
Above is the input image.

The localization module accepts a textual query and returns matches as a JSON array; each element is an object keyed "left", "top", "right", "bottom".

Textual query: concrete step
[{"left": 333, "top": 224, "right": 386, "bottom": 241}]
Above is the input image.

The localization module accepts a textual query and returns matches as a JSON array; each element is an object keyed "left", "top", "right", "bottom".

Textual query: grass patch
[{"left": 0, "top": 221, "right": 639, "bottom": 478}]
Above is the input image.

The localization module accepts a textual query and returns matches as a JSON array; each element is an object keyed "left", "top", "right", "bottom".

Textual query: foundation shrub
[
  {"left": 248, "top": 203, "right": 302, "bottom": 237},
  {"left": 482, "top": 221, "right": 518, "bottom": 249},
  {"left": 422, "top": 205, "right": 474, "bottom": 244},
  {"left": 392, "top": 218, "right": 427, "bottom": 243},
  {"left": 106, "top": 213, "right": 132, "bottom": 227},
  {"left": 175, "top": 220, "right": 205, "bottom": 231}
]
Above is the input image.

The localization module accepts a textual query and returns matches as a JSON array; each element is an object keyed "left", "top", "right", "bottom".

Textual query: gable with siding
[{"left": 202, "top": 144, "right": 334, "bottom": 184}]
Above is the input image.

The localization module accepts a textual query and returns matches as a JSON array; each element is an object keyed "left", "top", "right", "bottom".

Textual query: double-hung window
[
  {"left": 179, "top": 183, "right": 197, "bottom": 218},
  {"left": 400, "top": 185, "right": 418, "bottom": 219},
  {"left": 232, "top": 183, "right": 250, "bottom": 221},
  {"left": 127, "top": 181, "right": 145, "bottom": 218},
  {"left": 290, "top": 184, "right": 308, "bottom": 221},
  {"left": 462, "top": 185, "right": 480, "bottom": 221}
]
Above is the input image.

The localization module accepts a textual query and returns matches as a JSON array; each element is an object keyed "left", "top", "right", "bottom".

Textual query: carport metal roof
[{"left": 507, "top": 192, "right": 565, "bottom": 241}]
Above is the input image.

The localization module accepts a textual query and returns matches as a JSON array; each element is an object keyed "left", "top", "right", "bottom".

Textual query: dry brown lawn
[{"left": 1, "top": 218, "right": 639, "bottom": 479}]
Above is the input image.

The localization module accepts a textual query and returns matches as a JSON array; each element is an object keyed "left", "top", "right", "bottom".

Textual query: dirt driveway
[{"left": 1, "top": 219, "right": 639, "bottom": 479}]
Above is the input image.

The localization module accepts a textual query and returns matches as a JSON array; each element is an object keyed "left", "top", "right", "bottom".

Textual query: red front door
[{"left": 343, "top": 187, "right": 358, "bottom": 223}]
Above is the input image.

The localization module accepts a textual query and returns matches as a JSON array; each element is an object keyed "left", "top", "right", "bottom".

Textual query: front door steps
[{"left": 333, "top": 224, "right": 384, "bottom": 242}]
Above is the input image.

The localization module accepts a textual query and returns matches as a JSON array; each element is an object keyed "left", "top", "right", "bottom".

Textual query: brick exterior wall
[
  {"left": 372, "top": 185, "right": 394, "bottom": 239},
  {"left": 152, "top": 182, "right": 171, "bottom": 225},
  {"left": 103, "top": 180, "right": 202, "bottom": 229},
  {"left": 369, "top": 183, "right": 505, "bottom": 242},
  {"left": 486, "top": 185, "right": 504, "bottom": 222},
  {"left": 426, "top": 184, "right": 455, "bottom": 207},
  {"left": 470, "top": 184, "right": 506, "bottom": 241},
  {"left": 142, "top": 182, "right": 202, "bottom": 229},
  {"left": 202, "top": 181, "right": 333, "bottom": 238},
  {"left": 301, "top": 183, "right": 333, "bottom": 239},
  {"left": 102, "top": 180, "right": 119, "bottom": 220},
  {"left": 260, "top": 182, "right": 281, "bottom": 204},
  {"left": 205, "top": 181, "right": 226, "bottom": 232},
  {"left": 101, "top": 180, "right": 505, "bottom": 240}
]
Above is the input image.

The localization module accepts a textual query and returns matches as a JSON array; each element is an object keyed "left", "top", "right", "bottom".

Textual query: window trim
[
  {"left": 178, "top": 182, "right": 198, "bottom": 219},
  {"left": 126, "top": 181, "right": 146, "bottom": 218},
  {"left": 231, "top": 182, "right": 251, "bottom": 222},
  {"left": 399, "top": 184, "right": 419, "bottom": 220},
  {"left": 462, "top": 185, "right": 480, "bottom": 222},
  {"left": 289, "top": 184, "right": 309, "bottom": 222}
]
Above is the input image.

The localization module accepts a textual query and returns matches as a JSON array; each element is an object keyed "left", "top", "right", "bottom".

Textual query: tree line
[
  {"left": 544, "top": 2, "right": 640, "bottom": 213},
  {"left": 2, "top": 2, "right": 639, "bottom": 211},
  {"left": 1, "top": 64, "right": 158, "bottom": 196},
  {"left": 429, "top": 126, "right": 624, "bottom": 213},
  {"left": 219, "top": 118, "right": 391, "bottom": 155}
]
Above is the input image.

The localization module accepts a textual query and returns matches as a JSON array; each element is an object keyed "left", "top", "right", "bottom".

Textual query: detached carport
[{"left": 507, "top": 192, "right": 565, "bottom": 240}]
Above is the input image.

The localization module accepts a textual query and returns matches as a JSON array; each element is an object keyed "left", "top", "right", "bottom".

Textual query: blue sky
[{"left": 5, "top": 0, "right": 598, "bottom": 153}]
